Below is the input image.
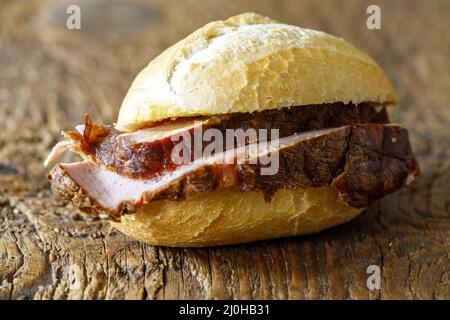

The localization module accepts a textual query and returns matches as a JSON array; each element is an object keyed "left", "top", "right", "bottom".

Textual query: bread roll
[
  {"left": 112, "top": 187, "right": 363, "bottom": 247},
  {"left": 117, "top": 12, "right": 397, "bottom": 131},
  {"left": 47, "top": 13, "right": 416, "bottom": 247},
  {"left": 110, "top": 13, "right": 397, "bottom": 246}
]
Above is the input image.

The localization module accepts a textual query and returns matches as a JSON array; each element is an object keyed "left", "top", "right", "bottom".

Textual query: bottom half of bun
[{"left": 111, "top": 186, "right": 364, "bottom": 247}]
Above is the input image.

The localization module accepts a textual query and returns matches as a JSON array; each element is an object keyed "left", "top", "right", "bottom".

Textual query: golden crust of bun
[
  {"left": 111, "top": 186, "right": 364, "bottom": 247},
  {"left": 117, "top": 12, "right": 397, "bottom": 130}
]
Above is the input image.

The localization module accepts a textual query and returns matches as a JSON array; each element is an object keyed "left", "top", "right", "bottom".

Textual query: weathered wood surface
[{"left": 0, "top": 0, "right": 449, "bottom": 300}]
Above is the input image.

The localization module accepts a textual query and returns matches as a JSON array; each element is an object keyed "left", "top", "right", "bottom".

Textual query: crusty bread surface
[
  {"left": 117, "top": 12, "right": 397, "bottom": 130},
  {"left": 112, "top": 186, "right": 364, "bottom": 247}
]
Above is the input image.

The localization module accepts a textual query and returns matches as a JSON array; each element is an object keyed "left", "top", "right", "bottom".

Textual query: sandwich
[{"left": 44, "top": 13, "right": 419, "bottom": 247}]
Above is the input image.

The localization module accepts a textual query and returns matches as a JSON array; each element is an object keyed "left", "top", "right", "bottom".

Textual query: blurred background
[{"left": 0, "top": 0, "right": 448, "bottom": 299}]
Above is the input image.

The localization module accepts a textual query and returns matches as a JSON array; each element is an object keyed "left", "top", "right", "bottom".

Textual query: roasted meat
[
  {"left": 48, "top": 124, "right": 419, "bottom": 219},
  {"left": 46, "top": 102, "right": 389, "bottom": 179}
]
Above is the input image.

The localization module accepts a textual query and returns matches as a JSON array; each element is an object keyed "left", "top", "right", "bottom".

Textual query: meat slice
[
  {"left": 48, "top": 124, "right": 419, "bottom": 219},
  {"left": 45, "top": 102, "right": 389, "bottom": 179}
]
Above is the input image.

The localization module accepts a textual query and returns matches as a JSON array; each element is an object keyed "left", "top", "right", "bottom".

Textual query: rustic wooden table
[{"left": 0, "top": 0, "right": 448, "bottom": 300}]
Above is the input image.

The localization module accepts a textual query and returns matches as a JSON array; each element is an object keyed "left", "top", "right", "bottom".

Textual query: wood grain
[{"left": 0, "top": 0, "right": 449, "bottom": 300}]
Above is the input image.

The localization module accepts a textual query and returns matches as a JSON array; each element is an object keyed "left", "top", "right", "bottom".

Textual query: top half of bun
[{"left": 116, "top": 13, "right": 397, "bottom": 131}]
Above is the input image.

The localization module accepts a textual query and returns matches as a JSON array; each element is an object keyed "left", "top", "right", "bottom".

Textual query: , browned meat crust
[
  {"left": 48, "top": 165, "right": 125, "bottom": 217},
  {"left": 64, "top": 102, "right": 389, "bottom": 179},
  {"left": 49, "top": 124, "right": 419, "bottom": 219}
]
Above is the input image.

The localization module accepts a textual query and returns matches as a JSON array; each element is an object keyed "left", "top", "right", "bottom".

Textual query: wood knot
[{"left": 0, "top": 164, "right": 19, "bottom": 176}]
